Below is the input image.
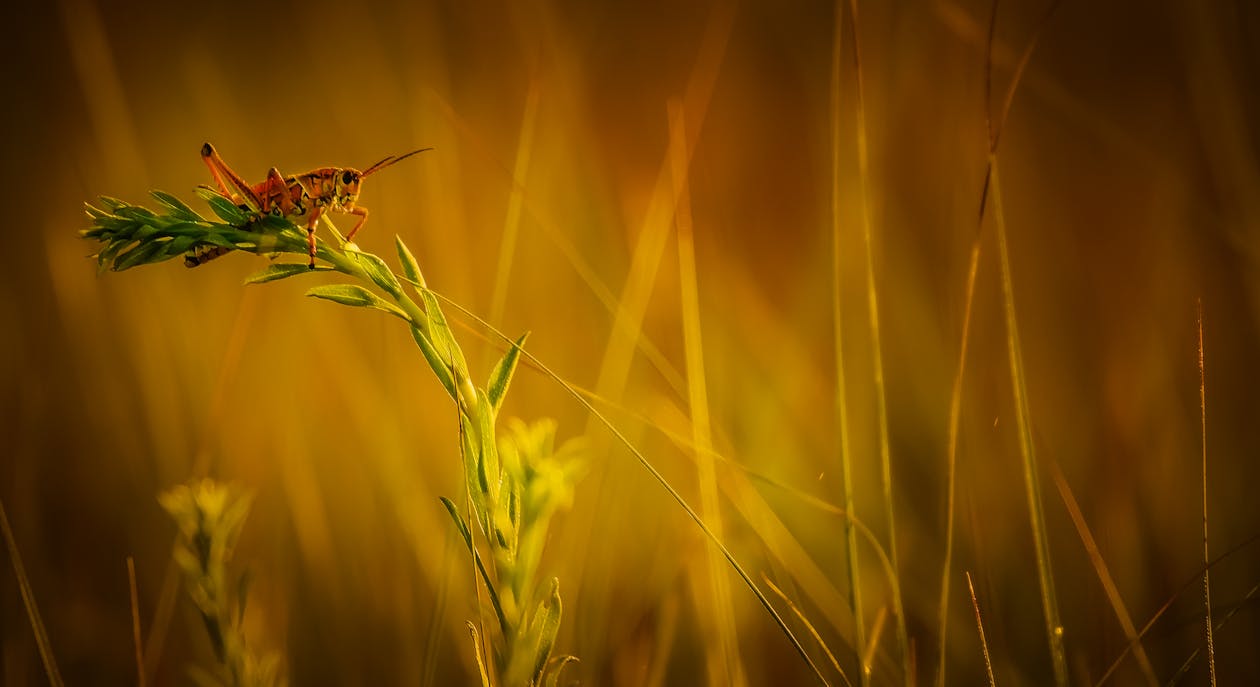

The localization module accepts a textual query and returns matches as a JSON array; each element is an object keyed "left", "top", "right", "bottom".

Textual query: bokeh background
[{"left": 2, "top": 0, "right": 1259, "bottom": 684}]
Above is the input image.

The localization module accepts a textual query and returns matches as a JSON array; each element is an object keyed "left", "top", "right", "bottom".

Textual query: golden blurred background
[{"left": 2, "top": 0, "right": 1259, "bottom": 683}]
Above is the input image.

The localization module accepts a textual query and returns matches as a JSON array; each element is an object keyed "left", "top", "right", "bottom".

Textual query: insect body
[{"left": 192, "top": 143, "right": 430, "bottom": 269}]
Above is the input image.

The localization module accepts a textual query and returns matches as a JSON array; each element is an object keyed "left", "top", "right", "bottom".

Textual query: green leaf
[
  {"left": 92, "top": 216, "right": 138, "bottom": 234},
  {"left": 475, "top": 389, "right": 500, "bottom": 506},
  {"left": 98, "top": 196, "right": 128, "bottom": 211},
  {"left": 487, "top": 332, "right": 529, "bottom": 416},
  {"left": 467, "top": 623, "right": 492, "bottom": 687},
  {"left": 394, "top": 235, "right": 425, "bottom": 287},
  {"left": 160, "top": 235, "right": 199, "bottom": 258},
  {"left": 196, "top": 188, "right": 249, "bottom": 225},
  {"left": 244, "top": 263, "right": 330, "bottom": 284},
  {"left": 97, "top": 240, "right": 131, "bottom": 269},
  {"left": 306, "top": 284, "right": 411, "bottom": 322},
  {"left": 409, "top": 326, "right": 457, "bottom": 402},
  {"left": 440, "top": 497, "right": 474, "bottom": 550},
  {"left": 150, "top": 190, "right": 202, "bottom": 221},
  {"left": 460, "top": 417, "right": 490, "bottom": 533},
  {"left": 256, "top": 214, "right": 295, "bottom": 232},
  {"left": 443, "top": 497, "right": 511, "bottom": 637},
  {"left": 115, "top": 205, "right": 157, "bottom": 221},
  {"left": 418, "top": 287, "right": 469, "bottom": 381},
  {"left": 161, "top": 222, "right": 213, "bottom": 238},
  {"left": 507, "top": 577, "right": 564, "bottom": 686},
  {"left": 113, "top": 240, "right": 165, "bottom": 271},
  {"left": 530, "top": 578, "right": 563, "bottom": 684},
  {"left": 352, "top": 250, "right": 402, "bottom": 298}
]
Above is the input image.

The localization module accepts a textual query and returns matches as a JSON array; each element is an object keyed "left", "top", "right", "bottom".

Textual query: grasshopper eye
[{"left": 342, "top": 171, "right": 356, "bottom": 186}]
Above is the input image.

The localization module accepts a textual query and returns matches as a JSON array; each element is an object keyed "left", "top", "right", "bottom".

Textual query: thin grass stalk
[
  {"left": 669, "top": 101, "right": 746, "bottom": 686},
  {"left": 844, "top": 0, "right": 909, "bottom": 679},
  {"left": 1172, "top": 582, "right": 1258, "bottom": 683},
  {"left": 830, "top": 2, "right": 866, "bottom": 682},
  {"left": 935, "top": 3, "right": 1065, "bottom": 684},
  {"left": 966, "top": 572, "right": 996, "bottom": 687},
  {"left": 989, "top": 155, "right": 1067, "bottom": 685},
  {"left": 862, "top": 606, "right": 888, "bottom": 679},
  {"left": 1196, "top": 300, "right": 1217, "bottom": 686},
  {"left": 0, "top": 497, "right": 65, "bottom": 687},
  {"left": 1048, "top": 460, "right": 1157, "bottom": 684},
  {"left": 1095, "top": 532, "right": 1260, "bottom": 685},
  {"left": 127, "top": 556, "right": 146, "bottom": 687},
  {"left": 934, "top": 239, "right": 980, "bottom": 687},
  {"left": 764, "top": 575, "right": 853, "bottom": 687}
]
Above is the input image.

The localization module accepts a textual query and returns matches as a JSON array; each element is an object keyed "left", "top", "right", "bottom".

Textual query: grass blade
[
  {"left": 487, "top": 333, "right": 529, "bottom": 414},
  {"left": 1048, "top": 460, "right": 1157, "bottom": 684},
  {"left": 844, "top": 0, "right": 908, "bottom": 678},
  {"left": 990, "top": 155, "right": 1067, "bottom": 685},
  {"left": 967, "top": 572, "right": 996, "bottom": 687},
  {"left": 669, "top": 99, "right": 746, "bottom": 686},
  {"left": 830, "top": 2, "right": 866, "bottom": 682},
  {"left": 763, "top": 574, "right": 853, "bottom": 687},
  {"left": 127, "top": 556, "right": 146, "bottom": 687},
  {"left": 0, "top": 497, "right": 65, "bottom": 687}
]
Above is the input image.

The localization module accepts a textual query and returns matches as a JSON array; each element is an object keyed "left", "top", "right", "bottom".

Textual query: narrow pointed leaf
[
  {"left": 466, "top": 623, "right": 493, "bottom": 687},
  {"left": 150, "top": 190, "right": 202, "bottom": 221},
  {"left": 530, "top": 578, "right": 563, "bottom": 685},
  {"left": 440, "top": 497, "right": 474, "bottom": 549},
  {"left": 113, "top": 240, "right": 165, "bottom": 270},
  {"left": 442, "top": 497, "right": 510, "bottom": 635},
  {"left": 306, "top": 284, "right": 411, "bottom": 322},
  {"left": 475, "top": 389, "right": 500, "bottom": 505},
  {"left": 418, "top": 288, "right": 469, "bottom": 380},
  {"left": 487, "top": 332, "right": 529, "bottom": 415},
  {"left": 395, "top": 235, "right": 425, "bottom": 287},
  {"left": 196, "top": 188, "right": 249, "bottom": 225},
  {"left": 352, "top": 250, "right": 402, "bottom": 298},
  {"left": 410, "top": 326, "right": 458, "bottom": 401}
]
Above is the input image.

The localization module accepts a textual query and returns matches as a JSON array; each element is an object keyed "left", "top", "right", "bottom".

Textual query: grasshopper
[{"left": 190, "top": 143, "right": 431, "bottom": 269}]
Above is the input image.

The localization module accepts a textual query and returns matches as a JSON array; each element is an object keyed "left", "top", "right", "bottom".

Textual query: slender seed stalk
[
  {"left": 1197, "top": 300, "right": 1217, "bottom": 686},
  {"left": 830, "top": 1, "right": 866, "bottom": 682},
  {"left": 845, "top": 0, "right": 909, "bottom": 679},
  {"left": 989, "top": 156, "right": 1067, "bottom": 686}
]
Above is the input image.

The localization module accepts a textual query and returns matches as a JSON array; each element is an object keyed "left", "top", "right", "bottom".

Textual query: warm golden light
[{"left": 4, "top": 0, "right": 1259, "bottom": 684}]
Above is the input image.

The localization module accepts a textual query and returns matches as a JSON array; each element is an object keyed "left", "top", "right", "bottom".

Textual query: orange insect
[{"left": 191, "top": 142, "right": 430, "bottom": 269}]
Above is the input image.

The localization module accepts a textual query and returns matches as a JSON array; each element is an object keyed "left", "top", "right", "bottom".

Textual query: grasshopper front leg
[{"left": 343, "top": 205, "right": 369, "bottom": 243}]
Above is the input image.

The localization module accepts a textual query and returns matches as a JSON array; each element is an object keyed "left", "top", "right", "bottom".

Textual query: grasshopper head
[{"left": 335, "top": 168, "right": 363, "bottom": 207}]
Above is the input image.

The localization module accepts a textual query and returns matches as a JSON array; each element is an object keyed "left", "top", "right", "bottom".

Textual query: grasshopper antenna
[{"left": 362, "top": 147, "right": 433, "bottom": 177}]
